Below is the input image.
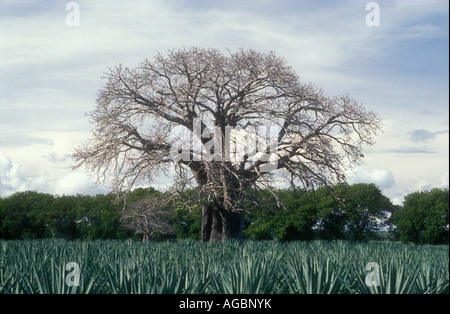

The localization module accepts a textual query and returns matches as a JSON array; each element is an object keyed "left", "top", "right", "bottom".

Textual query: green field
[{"left": 0, "top": 239, "right": 448, "bottom": 294}]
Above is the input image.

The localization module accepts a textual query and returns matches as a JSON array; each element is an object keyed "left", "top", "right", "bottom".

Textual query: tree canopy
[{"left": 392, "top": 188, "right": 449, "bottom": 244}]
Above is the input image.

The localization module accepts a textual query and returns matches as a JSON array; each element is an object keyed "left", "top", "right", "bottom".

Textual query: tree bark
[
  {"left": 201, "top": 203, "right": 222, "bottom": 242},
  {"left": 201, "top": 202, "right": 243, "bottom": 242},
  {"left": 221, "top": 210, "right": 244, "bottom": 242}
]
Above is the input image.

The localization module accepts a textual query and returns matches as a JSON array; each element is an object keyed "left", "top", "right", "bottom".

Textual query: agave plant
[
  {"left": 0, "top": 239, "right": 448, "bottom": 294},
  {"left": 283, "top": 254, "right": 348, "bottom": 294},
  {"left": 415, "top": 260, "right": 449, "bottom": 294},
  {"left": 213, "top": 254, "right": 282, "bottom": 294}
]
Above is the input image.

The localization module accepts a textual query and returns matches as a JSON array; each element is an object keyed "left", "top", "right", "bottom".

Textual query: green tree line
[{"left": 0, "top": 184, "right": 448, "bottom": 244}]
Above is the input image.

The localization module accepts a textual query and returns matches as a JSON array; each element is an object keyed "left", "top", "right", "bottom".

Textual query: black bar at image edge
[{"left": 1, "top": 293, "right": 445, "bottom": 312}]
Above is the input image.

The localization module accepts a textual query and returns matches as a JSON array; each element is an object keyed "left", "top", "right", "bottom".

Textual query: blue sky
[{"left": 0, "top": 0, "right": 448, "bottom": 204}]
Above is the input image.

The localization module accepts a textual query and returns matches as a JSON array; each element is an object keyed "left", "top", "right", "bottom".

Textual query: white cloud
[
  {"left": 54, "top": 171, "right": 106, "bottom": 196},
  {"left": 0, "top": 152, "right": 53, "bottom": 196},
  {"left": 0, "top": 153, "right": 27, "bottom": 196},
  {"left": 349, "top": 165, "right": 396, "bottom": 190},
  {"left": 0, "top": 152, "right": 106, "bottom": 197}
]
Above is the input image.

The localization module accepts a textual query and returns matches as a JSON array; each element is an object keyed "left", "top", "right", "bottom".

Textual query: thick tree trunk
[
  {"left": 201, "top": 203, "right": 222, "bottom": 242},
  {"left": 201, "top": 202, "right": 243, "bottom": 242},
  {"left": 221, "top": 210, "right": 244, "bottom": 242}
]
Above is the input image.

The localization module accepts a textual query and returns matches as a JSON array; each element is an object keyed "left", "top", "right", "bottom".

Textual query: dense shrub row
[{"left": 0, "top": 184, "right": 448, "bottom": 244}]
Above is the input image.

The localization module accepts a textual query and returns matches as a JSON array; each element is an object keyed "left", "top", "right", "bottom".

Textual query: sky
[{"left": 0, "top": 0, "right": 448, "bottom": 205}]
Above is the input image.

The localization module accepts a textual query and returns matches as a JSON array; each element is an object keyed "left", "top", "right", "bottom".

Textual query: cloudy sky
[{"left": 0, "top": 0, "right": 448, "bottom": 204}]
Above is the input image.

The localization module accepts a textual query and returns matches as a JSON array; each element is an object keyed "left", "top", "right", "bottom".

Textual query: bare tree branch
[{"left": 120, "top": 195, "right": 175, "bottom": 242}]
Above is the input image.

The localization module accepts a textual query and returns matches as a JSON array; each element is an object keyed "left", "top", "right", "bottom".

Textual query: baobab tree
[{"left": 73, "top": 47, "right": 381, "bottom": 242}]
